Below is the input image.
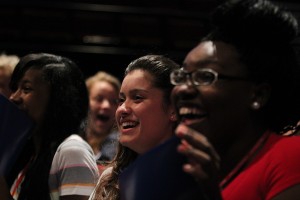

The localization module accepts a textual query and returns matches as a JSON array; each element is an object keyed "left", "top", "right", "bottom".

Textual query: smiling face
[
  {"left": 9, "top": 68, "right": 50, "bottom": 128},
  {"left": 172, "top": 41, "right": 256, "bottom": 148},
  {"left": 116, "top": 69, "right": 175, "bottom": 154},
  {"left": 88, "top": 80, "right": 119, "bottom": 136}
]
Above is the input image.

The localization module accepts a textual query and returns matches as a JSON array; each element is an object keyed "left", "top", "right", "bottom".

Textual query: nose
[
  {"left": 101, "top": 99, "right": 112, "bottom": 109},
  {"left": 116, "top": 100, "right": 131, "bottom": 119},
  {"left": 172, "top": 84, "right": 198, "bottom": 101},
  {"left": 9, "top": 89, "right": 22, "bottom": 105}
]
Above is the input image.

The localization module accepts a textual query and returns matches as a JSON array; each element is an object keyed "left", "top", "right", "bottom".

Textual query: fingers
[
  {"left": 177, "top": 139, "right": 211, "bottom": 166},
  {"left": 175, "top": 123, "right": 220, "bottom": 181},
  {"left": 175, "top": 124, "right": 220, "bottom": 167},
  {"left": 182, "top": 162, "right": 210, "bottom": 181}
]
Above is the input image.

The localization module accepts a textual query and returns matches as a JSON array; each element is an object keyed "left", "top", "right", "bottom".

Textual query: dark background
[{"left": 1, "top": 0, "right": 300, "bottom": 80}]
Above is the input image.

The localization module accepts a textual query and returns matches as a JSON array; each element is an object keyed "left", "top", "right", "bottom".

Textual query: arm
[
  {"left": 175, "top": 123, "right": 222, "bottom": 200},
  {"left": 50, "top": 135, "right": 99, "bottom": 199},
  {"left": 60, "top": 195, "right": 89, "bottom": 200},
  {"left": 266, "top": 136, "right": 300, "bottom": 200},
  {"left": 59, "top": 195, "right": 89, "bottom": 200}
]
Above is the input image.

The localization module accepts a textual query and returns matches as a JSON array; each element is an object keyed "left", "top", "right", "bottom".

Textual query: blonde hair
[
  {"left": 85, "top": 71, "right": 120, "bottom": 94},
  {"left": 0, "top": 53, "right": 20, "bottom": 75}
]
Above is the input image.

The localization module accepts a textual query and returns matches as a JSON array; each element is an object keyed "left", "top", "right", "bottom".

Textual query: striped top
[{"left": 49, "top": 134, "right": 99, "bottom": 200}]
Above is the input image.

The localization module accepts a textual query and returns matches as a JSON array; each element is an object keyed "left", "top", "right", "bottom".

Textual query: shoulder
[
  {"left": 261, "top": 134, "right": 300, "bottom": 200},
  {"left": 258, "top": 133, "right": 300, "bottom": 175},
  {"left": 58, "top": 134, "right": 88, "bottom": 147},
  {"left": 263, "top": 133, "right": 300, "bottom": 176},
  {"left": 269, "top": 134, "right": 300, "bottom": 153},
  {"left": 52, "top": 134, "right": 96, "bottom": 167},
  {"left": 56, "top": 134, "right": 93, "bottom": 155}
]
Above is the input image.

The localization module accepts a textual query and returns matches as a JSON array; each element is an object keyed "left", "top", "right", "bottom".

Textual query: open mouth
[
  {"left": 96, "top": 114, "right": 110, "bottom": 122},
  {"left": 121, "top": 121, "right": 139, "bottom": 129},
  {"left": 178, "top": 107, "right": 207, "bottom": 121}
]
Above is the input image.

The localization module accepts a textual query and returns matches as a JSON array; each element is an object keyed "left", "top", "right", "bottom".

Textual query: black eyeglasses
[{"left": 170, "top": 68, "right": 249, "bottom": 86}]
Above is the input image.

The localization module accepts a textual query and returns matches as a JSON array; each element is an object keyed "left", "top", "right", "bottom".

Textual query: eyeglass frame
[{"left": 170, "top": 68, "right": 249, "bottom": 86}]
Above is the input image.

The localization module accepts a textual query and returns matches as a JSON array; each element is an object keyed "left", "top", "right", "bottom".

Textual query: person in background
[
  {"left": 171, "top": 0, "right": 300, "bottom": 199},
  {"left": 5, "top": 53, "right": 98, "bottom": 200},
  {"left": 89, "top": 54, "right": 180, "bottom": 200},
  {"left": 0, "top": 53, "right": 19, "bottom": 98},
  {"left": 85, "top": 71, "right": 120, "bottom": 173}
]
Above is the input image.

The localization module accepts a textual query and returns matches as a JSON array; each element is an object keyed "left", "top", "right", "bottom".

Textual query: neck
[
  {"left": 86, "top": 128, "right": 109, "bottom": 155},
  {"left": 218, "top": 125, "right": 268, "bottom": 180}
]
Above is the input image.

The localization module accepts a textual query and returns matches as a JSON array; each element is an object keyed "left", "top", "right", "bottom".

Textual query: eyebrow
[
  {"left": 182, "top": 59, "right": 220, "bottom": 69},
  {"left": 119, "top": 88, "right": 149, "bottom": 96},
  {"left": 19, "top": 79, "right": 32, "bottom": 85}
]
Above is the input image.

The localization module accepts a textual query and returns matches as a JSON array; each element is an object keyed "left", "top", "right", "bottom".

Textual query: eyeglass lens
[
  {"left": 171, "top": 69, "right": 216, "bottom": 85},
  {"left": 193, "top": 70, "right": 215, "bottom": 85}
]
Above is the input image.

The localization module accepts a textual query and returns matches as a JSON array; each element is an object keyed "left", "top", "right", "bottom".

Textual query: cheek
[
  {"left": 32, "top": 95, "right": 49, "bottom": 124},
  {"left": 115, "top": 107, "right": 122, "bottom": 118},
  {"left": 89, "top": 100, "right": 99, "bottom": 110},
  {"left": 203, "top": 85, "right": 252, "bottom": 127},
  {"left": 202, "top": 83, "right": 251, "bottom": 107},
  {"left": 135, "top": 105, "right": 156, "bottom": 122},
  {"left": 30, "top": 103, "right": 47, "bottom": 124}
]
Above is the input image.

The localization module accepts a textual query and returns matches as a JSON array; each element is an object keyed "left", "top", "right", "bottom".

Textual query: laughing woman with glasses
[{"left": 171, "top": 0, "right": 300, "bottom": 200}]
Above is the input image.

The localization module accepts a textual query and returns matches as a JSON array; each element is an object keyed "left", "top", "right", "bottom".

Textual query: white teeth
[
  {"left": 179, "top": 107, "right": 201, "bottom": 115},
  {"left": 121, "top": 121, "right": 138, "bottom": 128}
]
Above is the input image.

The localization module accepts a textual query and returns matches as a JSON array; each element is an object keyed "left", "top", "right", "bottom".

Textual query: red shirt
[{"left": 222, "top": 133, "right": 300, "bottom": 200}]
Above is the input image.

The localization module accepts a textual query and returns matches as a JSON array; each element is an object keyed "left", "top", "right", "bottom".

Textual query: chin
[
  {"left": 119, "top": 135, "right": 131, "bottom": 146},
  {"left": 181, "top": 118, "right": 210, "bottom": 136}
]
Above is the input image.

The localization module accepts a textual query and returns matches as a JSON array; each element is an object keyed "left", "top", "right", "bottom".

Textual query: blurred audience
[
  {"left": 85, "top": 71, "right": 120, "bottom": 173},
  {"left": 0, "top": 53, "right": 19, "bottom": 98}
]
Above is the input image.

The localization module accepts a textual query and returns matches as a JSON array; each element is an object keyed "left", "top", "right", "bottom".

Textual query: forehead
[
  {"left": 20, "top": 69, "right": 51, "bottom": 91},
  {"left": 91, "top": 81, "right": 117, "bottom": 91},
  {"left": 183, "top": 41, "right": 246, "bottom": 74},
  {"left": 22, "top": 68, "right": 44, "bottom": 81},
  {"left": 90, "top": 81, "right": 118, "bottom": 96},
  {"left": 122, "top": 69, "right": 153, "bottom": 89}
]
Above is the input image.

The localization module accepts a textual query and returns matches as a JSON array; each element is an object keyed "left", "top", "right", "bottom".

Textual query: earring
[
  {"left": 251, "top": 102, "right": 260, "bottom": 110},
  {"left": 170, "top": 114, "right": 177, "bottom": 121}
]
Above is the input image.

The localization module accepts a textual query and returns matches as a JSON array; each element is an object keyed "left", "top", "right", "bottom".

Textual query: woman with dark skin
[
  {"left": 171, "top": 0, "right": 300, "bottom": 199},
  {"left": 3, "top": 53, "right": 98, "bottom": 200}
]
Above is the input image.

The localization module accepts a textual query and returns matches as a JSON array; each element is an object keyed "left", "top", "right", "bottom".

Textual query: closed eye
[
  {"left": 21, "top": 86, "right": 33, "bottom": 94},
  {"left": 133, "top": 94, "right": 144, "bottom": 102}
]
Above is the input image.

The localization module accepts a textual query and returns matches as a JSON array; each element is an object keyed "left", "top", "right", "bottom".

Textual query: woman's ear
[{"left": 250, "top": 83, "right": 271, "bottom": 110}]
